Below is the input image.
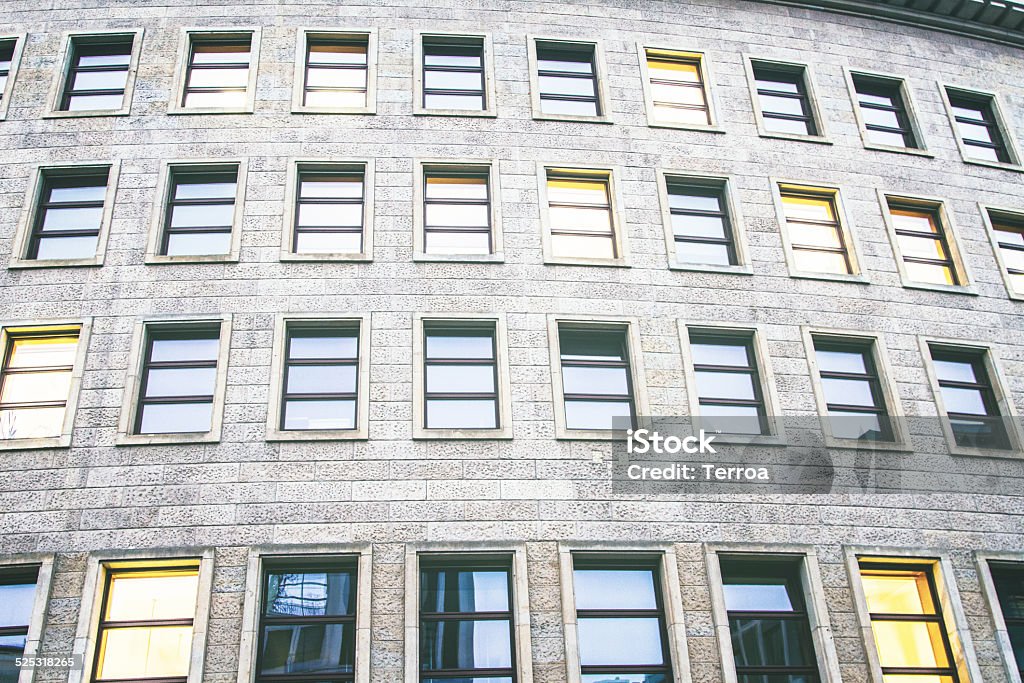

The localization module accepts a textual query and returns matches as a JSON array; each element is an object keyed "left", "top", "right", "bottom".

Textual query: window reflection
[
  {"left": 0, "top": 329, "right": 80, "bottom": 440},
  {"left": 0, "top": 567, "right": 39, "bottom": 683},
  {"left": 559, "top": 326, "right": 635, "bottom": 430}
]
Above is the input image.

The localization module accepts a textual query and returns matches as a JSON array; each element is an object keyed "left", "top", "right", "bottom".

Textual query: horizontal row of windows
[
  {"left": 10, "top": 161, "right": 1024, "bottom": 299},
  {"left": 2, "top": 548, "right": 1022, "bottom": 683},
  {"left": 2, "top": 318, "right": 1019, "bottom": 455},
  {"left": 0, "top": 31, "right": 1020, "bottom": 168}
]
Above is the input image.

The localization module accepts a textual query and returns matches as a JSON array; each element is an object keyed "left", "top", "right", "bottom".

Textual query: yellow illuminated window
[
  {"left": 780, "top": 189, "right": 851, "bottom": 275},
  {"left": 546, "top": 173, "right": 616, "bottom": 260},
  {"left": 859, "top": 561, "right": 958, "bottom": 683},
  {"left": 887, "top": 202, "right": 959, "bottom": 286},
  {"left": 645, "top": 49, "right": 710, "bottom": 126},
  {"left": 0, "top": 330, "right": 80, "bottom": 440},
  {"left": 94, "top": 565, "right": 200, "bottom": 683}
]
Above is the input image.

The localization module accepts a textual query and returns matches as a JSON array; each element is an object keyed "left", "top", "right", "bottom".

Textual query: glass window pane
[
  {"left": 305, "top": 90, "right": 367, "bottom": 108},
  {"left": 191, "top": 44, "right": 250, "bottom": 64},
  {"left": 867, "top": 129, "right": 910, "bottom": 148},
  {"left": 548, "top": 179, "right": 608, "bottom": 205},
  {"left": 965, "top": 145, "right": 1001, "bottom": 163},
  {"left": 756, "top": 74, "right": 800, "bottom": 93},
  {"left": 561, "top": 366, "right": 628, "bottom": 396},
  {"left": 294, "top": 231, "right": 362, "bottom": 254},
  {"left": 68, "top": 94, "right": 125, "bottom": 111},
  {"left": 730, "top": 617, "right": 815, "bottom": 667},
  {"left": 651, "top": 82, "right": 706, "bottom": 106},
  {"left": 425, "top": 203, "right": 489, "bottom": 228},
  {"left": 691, "top": 342, "right": 749, "bottom": 368},
  {"left": 782, "top": 195, "right": 835, "bottom": 222},
  {"left": 574, "top": 569, "right": 656, "bottom": 609},
  {"left": 861, "top": 107, "right": 901, "bottom": 129},
  {"left": 259, "top": 623, "right": 353, "bottom": 675},
  {"left": 697, "top": 405, "right": 764, "bottom": 435},
  {"left": 577, "top": 617, "right": 664, "bottom": 665},
  {"left": 424, "top": 94, "right": 485, "bottom": 110},
  {"left": 306, "top": 67, "right": 365, "bottom": 89},
  {"left": 297, "top": 203, "right": 363, "bottom": 228},
  {"left": 98, "top": 626, "right": 193, "bottom": 679},
  {"left": 723, "top": 582, "right": 794, "bottom": 611},
  {"left": 931, "top": 359, "right": 977, "bottom": 383},
  {"left": 957, "top": 121, "right": 994, "bottom": 144},
  {"left": 763, "top": 116, "right": 811, "bottom": 135},
  {"left": 672, "top": 214, "right": 727, "bottom": 239},
  {"left": 582, "top": 676, "right": 666, "bottom": 683},
  {"left": 287, "top": 365, "right": 357, "bottom": 395},
  {"left": 541, "top": 98, "right": 598, "bottom": 116},
  {"left": 144, "top": 367, "right": 216, "bottom": 398},
  {"left": 695, "top": 370, "right": 756, "bottom": 401},
  {"left": 564, "top": 400, "right": 631, "bottom": 430},
  {"left": 759, "top": 94, "right": 805, "bottom": 117},
  {"left": 0, "top": 407, "right": 66, "bottom": 439},
  {"left": 265, "top": 570, "right": 353, "bottom": 616},
  {"left": 289, "top": 336, "right": 357, "bottom": 360},
  {"left": 106, "top": 571, "right": 199, "bottom": 620},
  {"left": 151, "top": 337, "right": 218, "bottom": 362},
  {"left": 537, "top": 56, "right": 593, "bottom": 74},
  {"left": 184, "top": 90, "right": 247, "bottom": 108},
  {"left": 165, "top": 231, "right": 233, "bottom": 256},
  {"left": 669, "top": 191, "right": 721, "bottom": 212},
  {"left": 426, "top": 176, "right": 488, "bottom": 200},
  {"left": 420, "top": 569, "right": 509, "bottom": 612},
  {"left": 174, "top": 180, "right": 235, "bottom": 200},
  {"left": 560, "top": 334, "right": 625, "bottom": 362},
  {"left": 0, "top": 582, "right": 36, "bottom": 627},
  {"left": 300, "top": 177, "right": 363, "bottom": 199},
  {"left": 77, "top": 52, "right": 132, "bottom": 68},
  {"left": 420, "top": 619, "right": 511, "bottom": 670},
  {"left": 169, "top": 204, "right": 234, "bottom": 230},
  {"left": 872, "top": 620, "right": 949, "bottom": 668},
  {"left": 424, "top": 70, "right": 483, "bottom": 91},
  {"left": 821, "top": 378, "right": 876, "bottom": 407},
  {"left": 676, "top": 241, "right": 731, "bottom": 266},
  {"left": 71, "top": 69, "right": 129, "bottom": 91},
  {"left": 896, "top": 234, "right": 947, "bottom": 260},
  {"left": 284, "top": 400, "right": 356, "bottom": 431},
  {"left": 890, "top": 210, "right": 936, "bottom": 233},
  {"left": 0, "top": 371, "right": 72, "bottom": 404},
  {"left": 425, "top": 231, "right": 491, "bottom": 255},
  {"left": 41, "top": 207, "right": 103, "bottom": 232},
  {"left": 9, "top": 337, "right": 78, "bottom": 368},
  {"left": 549, "top": 206, "right": 612, "bottom": 234},
  {"left": 550, "top": 233, "right": 615, "bottom": 259},
  {"left": 648, "top": 58, "right": 701, "bottom": 83},
  {"left": 815, "top": 348, "right": 867, "bottom": 374},
  {"left": 49, "top": 184, "right": 107, "bottom": 203},
  {"left": 425, "top": 400, "right": 496, "bottom": 429},
  {"left": 654, "top": 104, "right": 710, "bottom": 125},
  {"left": 903, "top": 261, "right": 955, "bottom": 286},
  {"left": 939, "top": 386, "right": 987, "bottom": 415},
  {"left": 187, "top": 66, "right": 249, "bottom": 89},
  {"left": 426, "top": 335, "right": 493, "bottom": 360},
  {"left": 138, "top": 402, "right": 213, "bottom": 434},
  {"left": 35, "top": 236, "right": 99, "bottom": 260},
  {"left": 793, "top": 249, "right": 850, "bottom": 275},
  {"left": 789, "top": 222, "right": 842, "bottom": 249},
  {"left": 424, "top": 52, "right": 481, "bottom": 69},
  {"left": 829, "top": 412, "right": 887, "bottom": 441},
  {"left": 861, "top": 572, "right": 935, "bottom": 614},
  {"left": 426, "top": 364, "right": 494, "bottom": 394},
  {"left": 309, "top": 43, "right": 366, "bottom": 65}
]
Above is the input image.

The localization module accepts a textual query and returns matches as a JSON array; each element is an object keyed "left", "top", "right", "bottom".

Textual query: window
[
  {"left": 644, "top": 48, "right": 711, "bottom": 126},
  {"left": 181, "top": 34, "right": 252, "bottom": 109},
  {"left": 688, "top": 330, "right": 767, "bottom": 435},
  {"left": 885, "top": 200, "right": 960, "bottom": 287},
  {"left": 0, "top": 40, "right": 14, "bottom": 100},
  {"left": 665, "top": 177, "right": 737, "bottom": 267},
  {"left": 280, "top": 323, "right": 359, "bottom": 432},
  {"left": 0, "top": 327, "right": 80, "bottom": 441},
  {"left": 988, "top": 562, "right": 1024, "bottom": 680},
  {"left": 27, "top": 168, "right": 110, "bottom": 261},
  {"left": 544, "top": 170, "right": 618, "bottom": 261},
  {"left": 161, "top": 166, "right": 238, "bottom": 257},
  {"left": 946, "top": 88, "right": 1013, "bottom": 164},
  {"left": 301, "top": 35, "right": 368, "bottom": 109},
  {"left": 134, "top": 325, "right": 221, "bottom": 435},
  {"left": 812, "top": 336, "right": 894, "bottom": 442},
  {"left": 720, "top": 556, "right": 819, "bottom": 683},
  {"left": 852, "top": 74, "right": 918, "bottom": 149},
  {"left": 928, "top": 345, "right": 1011, "bottom": 451},
  {"left": 986, "top": 210, "right": 1024, "bottom": 297},
  {"left": 422, "top": 166, "right": 492, "bottom": 255},
  {"left": 535, "top": 41, "right": 601, "bottom": 118},
  {"left": 421, "top": 36, "right": 486, "bottom": 112},
  {"left": 419, "top": 556, "right": 515, "bottom": 683},
  {"left": 422, "top": 323, "right": 499, "bottom": 430},
  {"left": 558, "top": 325, "right": 635, "bottom": 431},
  {"left": 751, "top": 62, "right": 818, "bottom": 137},
  {"left": 256, "top": 559, "right": 358, "bottom": 683},
  {"left": 857, "top": 560, "right": 958, "bottom": 683},
  {"left": 571, "top": 556, "right": 672, "bottom": 682},
  {"left": 292, "top": 166, "right": 365, "bottom": 255},
  {"left": 91, "top": 563, "right": 200, "bottom": 683},
  {"left": 59, "top": 35, "right": 134, "bottom": 112},
  {"left": 0, "top": 565, "right": 39, "bottom": 683},
  {"left": 779, "top": 188, "right": 853, "bottom": 275}
]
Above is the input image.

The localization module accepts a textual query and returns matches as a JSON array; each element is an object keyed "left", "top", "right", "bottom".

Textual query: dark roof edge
[{"left": 765, "top": 0, "right": 1024, "bottom": 48}]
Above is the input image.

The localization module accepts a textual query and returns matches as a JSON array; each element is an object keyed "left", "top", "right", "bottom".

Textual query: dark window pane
[
  {"left": 559, "top": 334, "right": 624, "bottom": 362},
  {"left": 419, "top": 619, "right": 511, "bottom": 671},
  {"left": 265, "top": 570, "right": 354, "bottom": 617},
  {"left": 259, "top": 623, "right": 353, "bottom": 675},
  {"left": 420, "top": 569, "right": 509, "bottom": 612},
  {"left": 730, "top": 617, "right": 816, "bottom": 668}
]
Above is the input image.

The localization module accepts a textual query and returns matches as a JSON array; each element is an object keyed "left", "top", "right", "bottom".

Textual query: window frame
[
  {"left": 266, "top": 313, "right": 370, "bottom": 441},
  {"left": 845, "top": 547, "right": 982, "bottom": 683},
  {"left": 0, "top": 553, "right": 55, "bottom": 683},
  {"left": 169, "top": 28, "right": 261, "bottom": 115},
  {"left": 0, "top": 34, "right": 26, "bottom": 121},
  {"left": 657, "top": 170, "right": 751, "bottom": 274},
  {"left": 146, "top": 160, "right": 246, "bottom": 264},
  {"left": 705, "top": 544, "right": 842, "bottom": 683},
  {"left": 919, "top": 337, "right": 1024, "bottom": 458},
  {"left": 412, "top": 159, "right": 503, "bottom": 263},
  {"left": 558, "top": 543, "right": 688, "bottom": 683},
  {"left": 68, "top": 550, "right": 215, "bottom": 683},
  {"left": 528, "top": 36, "right": 610, "bottom": 124},
  {"left": 538, "top": 164, "right": 629, "bottom": 267},
  {"left": 679, "top": 322, "right": 785, "bottom": 445},
  {"left": 974, "top": 551, "right": 1024, "bottom": 683},
  {"left": 236, "top": 545, "right": 372, "bottom": 683},
  {"left": 638, "top": 44, "right": 722, "bottom": 132},
  {"left": 744, "top": 57, "right": 830, "bottom": 144},
  {"left": 801, "top": 327, "right": 910, "bottom": 451},
  {"left": 979, "top": 204, "right": 1024, "bottom": 302},
  {"left": 772, "top": 180, "right": 866, "bottom": 283},
  {"left": 548, "top": 315, "right": 648, "bottom": 441},
  {"left": 116, "top": 316, "right": 232, "bottom": 446},
  {"left": 280, "top": 159, "right": 374, "bottom": 263},
  {"left": 413, "top": 32, "right": 496, "bottom": 118},
  {"left": 10, "top": 162, "right": 120, "bottom": 269},
  {"left": 412, "top": 313, "right": 513, "bottom": 440},
  {"left": 939, "top": 84, "right": 1022, "bottom": 171},
  {"left": 291, "top": 28, "right": 376, "bottom": 115},
  {"left": 845, "top": 69, "right": 929, "bottom": 156},
  {"left": 45, "top": 30, "right": 143, "bottom": 118},
  {"left": 879, "top": 191, "right": 974, "bottom": 295},
  {"left": 0, "top": 320, "right": 91, "bottom": 451},
  {"left": 403, "top": 543, "right": 533, "bottom": 683}
]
